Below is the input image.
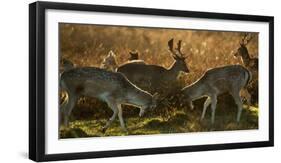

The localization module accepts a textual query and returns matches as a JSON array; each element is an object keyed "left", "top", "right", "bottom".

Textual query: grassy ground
[{"left": 60, "top": 104, "right": 258, "bottom": 139}]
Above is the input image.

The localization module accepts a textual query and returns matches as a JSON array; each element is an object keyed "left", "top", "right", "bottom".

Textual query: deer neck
[
  {"left": 111, "top": 60, "right": 119, "bottom": 71},
  {"left": 240, "top": 51, "right": 251, "bottom": 66},
  {"left": 183, "top": 80, "right": 206, "bottom": 100},
  {"left": 126, "top": 88, "right": 152, "bottom": 107},
  {"left": 168, "top": 61, "right": 181, "bottom": 78}
]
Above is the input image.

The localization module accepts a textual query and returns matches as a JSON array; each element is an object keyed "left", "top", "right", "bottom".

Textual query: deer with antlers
[
  {"left": 234, "top": 33, "right": 258, "bottom": 104},
  {"left": 234, "top": 33, "right": 258, "bottom": 71},
  {"left": 117, "top": 38, "right": 189, "bottom": 95}
]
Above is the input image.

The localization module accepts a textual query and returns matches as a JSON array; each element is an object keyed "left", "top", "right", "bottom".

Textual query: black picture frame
[{"left": 29, "top": 1, "right": 274, "bottom": 162}]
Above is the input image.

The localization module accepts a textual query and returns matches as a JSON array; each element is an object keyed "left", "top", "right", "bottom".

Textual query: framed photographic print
[{"left": 29, "top": 1, "right": 274, "bottom": 162}]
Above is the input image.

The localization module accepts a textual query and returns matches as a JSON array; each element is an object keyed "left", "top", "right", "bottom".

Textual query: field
[{"left": 59, "top": 23, "right": 259, "bottom": 138}]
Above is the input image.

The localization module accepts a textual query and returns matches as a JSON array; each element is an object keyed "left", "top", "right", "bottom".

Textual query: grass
[{"left": 60, "top": 105, "right": 258, "bottom": 138}]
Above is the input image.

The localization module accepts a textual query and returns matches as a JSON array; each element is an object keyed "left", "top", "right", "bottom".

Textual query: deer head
[
  {"left": 234, "top": 33, "right": 253, "bottom": 58},
  {"left": 128, "top": 51, "right": 139, "bottom": 60},
  {"left": 100, "top": 50, "right": 118, "bottom": 71},
  {"left": 168, "top": 38, "right": 189, "bottom": 73},
  {"left": 60, "top": 58, "right": 74, "bottom": 72},
  {"left": 139, "top": 92, "right": 160, "bottom": 117}
]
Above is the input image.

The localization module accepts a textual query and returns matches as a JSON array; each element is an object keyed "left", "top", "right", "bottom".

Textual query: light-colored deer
[
  {"left": 234, "top": 33, "right": 258, "bottom": 71},
  {"left": 100, "top": 50, "right": 145, "bottom": 72},
  {"left": 60, "top": 67, "right": 159, "bottom": 132},
  {"left": 100, "top": 51, "right": 119, "bottom": 72},
  {"left": 117, "top": 39, "right": 189, "bottom": 95},
  {"left": 181, "top": 65, "right": 252, "bottom": 124}
]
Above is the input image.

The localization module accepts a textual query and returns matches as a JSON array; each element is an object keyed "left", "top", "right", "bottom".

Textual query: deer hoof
[
  {"left": 123, "top": 128, "right": 128, "bottom": 133},
  {"left": 101, "top": 127, "right": 107, "bottom": 134}
]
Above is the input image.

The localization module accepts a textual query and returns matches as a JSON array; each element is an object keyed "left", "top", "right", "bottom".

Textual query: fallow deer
[
  {"left": 60, "top": 58, "right": 75, "bottom": 106},
  {"left": 100, "top": 50, "right": 145, "bottom": 72},
  {"left": 100, "top": 51, "right": 119, "bottom": 72},
  {"left": 181, "top": 65, "right": 252, "bottom": 124},
  {"left": 234, "top": 33, "right": 258, "bottom": 104},
  {"left": 128, "top": 51, "right": 139, "bottom": 60},
  {"left": 234, "top": 33, "right": 258, "bottom": 72},
  {"left": 117, "top": 39, "right": 189, "bottom": 95},
  {"left": 60, "top": 58, "right": 75, "bottom": 72},
  {"left": 60, "top": 67, "right": 159, "bottom": 132}
]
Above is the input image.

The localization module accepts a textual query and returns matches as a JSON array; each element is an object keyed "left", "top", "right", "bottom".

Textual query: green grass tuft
[{"left": 60, "top": 105, "right": 258, "bottom": 139}]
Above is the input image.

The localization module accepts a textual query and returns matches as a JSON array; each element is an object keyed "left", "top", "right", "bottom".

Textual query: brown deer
[
  {"left": 128, "top": 51, "right": 139, "bottom": 60},
  {"left": 60, "top": 67, "right": 159, "bottom": 132},
  {"left": 234, "top": 33, "right": 258, "bottom": 104},
  {"left": 117, "top": 39, "right": 189, "bottom": 95},
  {"left": 234, "top": 33, "right": 258, "bottom": 71},
  {"left": 181, "top": 65, "right": 252, "bottom": 124}
]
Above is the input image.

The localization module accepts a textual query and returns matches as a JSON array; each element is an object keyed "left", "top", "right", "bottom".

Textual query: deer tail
[
  {"left": 245, "top": 68, "right": 252, "bottom": 87},
  {"left": 60, "top": 76, "right": 69, "bottom": 107}
]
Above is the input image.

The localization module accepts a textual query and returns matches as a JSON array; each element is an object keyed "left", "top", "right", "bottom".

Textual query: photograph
[
  {"left": 29, "top": 1, "right": 273, "bottom": 161},
  {"left": 59, "top": 23, "right": 259, "bottom": 138}
]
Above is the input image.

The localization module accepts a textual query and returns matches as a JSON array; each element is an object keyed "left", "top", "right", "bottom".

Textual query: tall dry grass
[{"left": 60, "top": 23, "right": 258, "bottom": 85}]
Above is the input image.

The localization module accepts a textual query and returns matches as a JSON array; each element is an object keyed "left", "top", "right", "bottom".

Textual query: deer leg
[
  {"left": 102, "top": 99, "right": 118, "bottom": 132},
  {"left": 201, "top": 97, "right": 211, "bottom": 121},
  {"left": 60, "top": 92, "right": 69, "bottom": 126},
  {"left": 63, "top": 95, "right": 77, "bottom": 127},
  {"left": 232, "top": 92, "right": 243, "bottom": 123},
  {"left": 117, "top": 104, "right": 128, "bottom": 132},
  {"left": 240, "top": 89, "right": 252, "bottom": 108},
  {"left": 210, "top": 95, "right": 217, "bottom": 124}
]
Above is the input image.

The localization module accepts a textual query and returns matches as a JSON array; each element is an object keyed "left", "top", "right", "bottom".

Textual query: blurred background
[{"left": 60, "top": 23, "right": 258, "bottom": 85}]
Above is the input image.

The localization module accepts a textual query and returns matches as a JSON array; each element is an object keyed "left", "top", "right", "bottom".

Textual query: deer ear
[
  {"left": 172, "top": 54, "right": 181, "bottom": 60},
  {"left": 168, "top": 38, "right": 174, "bottom": 48},
  {"left": 109, "top": 50, "right": 115, "bottom": 56},
  {"left": 152, "top": 92, "right": 160, "bottom": 100}
]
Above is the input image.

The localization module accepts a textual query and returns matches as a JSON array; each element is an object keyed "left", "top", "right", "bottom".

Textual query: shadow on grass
[{"left": 59, "top": 104, "right": 258, "bottom": 139}]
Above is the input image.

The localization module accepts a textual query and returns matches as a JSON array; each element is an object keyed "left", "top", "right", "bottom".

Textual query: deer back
[
  {"left": 206, "top": 65, "right": 250, "bottom": 86},
  {"left": 117, "top": 39, "right": 189, "bottom": 94},
  {"left": 182, "top": 65, "right": 251, "bottom": 99},
  {"left": 61, "top": 67, "right": 154, "bottom": 105},
  {"left": 117, "top": 63, "right": 168, "bottom": 92}
]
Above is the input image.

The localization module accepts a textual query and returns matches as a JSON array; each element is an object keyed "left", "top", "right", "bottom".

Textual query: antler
[
  {"left": 241, "top": 33, "right": 247, "bottom": 45},
  {"left": 168, "top": 38, "right": 178, "bottom": 59},
  {"left": 245, "top": 34, "right": 253, "bottom": 46},
  {"left": 241, "top": 33, "right": 253, "bottom": 46},
  {"left": 176, "top": 40, "right": 182, "bottom": 54},
  {"left": 168, "top": 38, "right": 186, "bottom": 59},
  {"left": 168, "top": 38, "right": 174, "bottom": 53}
]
